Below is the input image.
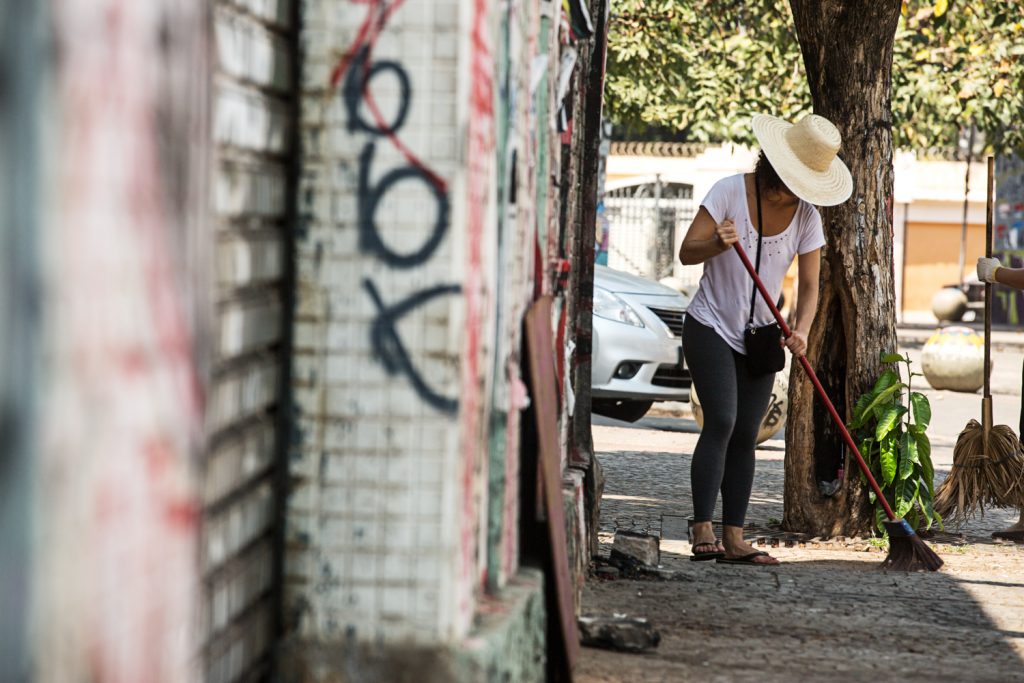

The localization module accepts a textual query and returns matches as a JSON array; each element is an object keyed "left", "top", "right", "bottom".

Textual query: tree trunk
[{"left": 784, "top": 1, "right": 902, "bottom": 537}]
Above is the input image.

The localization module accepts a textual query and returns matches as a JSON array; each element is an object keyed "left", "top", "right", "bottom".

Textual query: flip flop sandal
[
  {"left": 690, "top": 542, "right": 726, "bottom": 562},
  {"left": 716, "top": 551, "right": 778, "bottom": 566}
]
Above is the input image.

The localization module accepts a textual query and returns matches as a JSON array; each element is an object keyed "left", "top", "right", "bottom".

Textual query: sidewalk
[{"left": 578, "top": 417, "right": 1024, "bottom": 683}]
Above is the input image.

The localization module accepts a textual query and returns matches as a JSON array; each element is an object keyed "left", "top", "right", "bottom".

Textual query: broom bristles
[
  {"left": 880, "top": 519, "right": 943, "bottom": 572},
  {"left": 935, "top": 420, "right": 1024, "bottom": 524}
]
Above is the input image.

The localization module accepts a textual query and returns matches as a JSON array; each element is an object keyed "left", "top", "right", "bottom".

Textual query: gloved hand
[{"left": 977, "top": 257, "right": 1002, "bottom": 284}]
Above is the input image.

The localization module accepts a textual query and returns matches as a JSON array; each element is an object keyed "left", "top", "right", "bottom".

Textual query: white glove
[{"left": 977, "top": 257, "right": 1002, "bottom": 284}]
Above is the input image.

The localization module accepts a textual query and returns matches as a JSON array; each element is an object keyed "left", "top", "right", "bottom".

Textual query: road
[{"left": 904, "top": 347, "right": 1021, "bottom": 468}]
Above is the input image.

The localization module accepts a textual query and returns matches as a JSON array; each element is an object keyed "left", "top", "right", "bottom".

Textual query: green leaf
[
  {"left": 910, "top": 392, "right": 932, "bottom": 429},
  {"left": 919, "top": 485, "right": 936, "bottom": 529},
  {"left": 873, "top": 370, "right": 900, "bottom": 394},
  {"left": 906, "top": 432, "right": 920, "bottom": 464},
  {"left": 905, "top": 508, "right": 921, "bottom": 531},
  {"left": 858, "top": 437, "right": 876, "bottom": 463},
  {"left": 913, "top": 430, "right": 931, "bottom": 460},
  {"left": 920, "top": 445, "right": 935, "bottom": 496},
  {"left": 897, "top": 480, "right": 919, "bottom": 518},
  {"left": 880, "top": 352, "right": 905, "bottom": 364},
  {"left": 858, "top": 384, "right": 907, "bottom": 427},
  {"left": 899, "top": 433, "right": 916, "bottom": 479},
  {"left": 876, "top": 405, "right": 908, "bottom": 441},
  {"left": 880, "top": 439, "right": 898, "bottom": 486},
  {"left": 850, "top": 393, "right": 875, "bottom": 429}
]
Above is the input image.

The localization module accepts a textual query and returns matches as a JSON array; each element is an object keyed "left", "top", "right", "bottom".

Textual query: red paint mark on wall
[
  {"left": 42, "top": 2, "right": 204, "bottom": 681},
  {"left": 330, "top": 0, "right": 447, "bottom": 193},
  {"left": 460, "top": 0, "right": 495, "bottom": 605}
]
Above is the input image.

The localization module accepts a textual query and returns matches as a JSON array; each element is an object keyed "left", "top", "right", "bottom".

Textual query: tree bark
[{"left": 784, "top": 1, "right": 902, "bottom": 537}]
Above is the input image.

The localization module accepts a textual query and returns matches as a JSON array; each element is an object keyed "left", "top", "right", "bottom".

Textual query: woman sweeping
[{"left": 679, "top": 113, "right": 852, "bottom": 565}]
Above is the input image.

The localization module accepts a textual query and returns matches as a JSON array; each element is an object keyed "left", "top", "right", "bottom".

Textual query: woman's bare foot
[{"left": 721, "top": 525, "right": 779, "bottom": 565}]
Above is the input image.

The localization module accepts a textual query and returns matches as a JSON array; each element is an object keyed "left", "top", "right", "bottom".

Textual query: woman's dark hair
[{"left": 754, "top": 150, "right": 789, "bottom": 195}]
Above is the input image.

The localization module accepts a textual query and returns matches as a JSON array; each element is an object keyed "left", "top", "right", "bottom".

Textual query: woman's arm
[
  {"left": 785, "top": 248, "right": 821, "bottom": 357},
  {"left": 679, "top": 207, "right": 738, "bottom": 265},
  {"left": 997, "top": 268, "right": 1024, "bottom": 289},
  {"left": 980, "top": 257, "right": 1024, "bottom": 290}
]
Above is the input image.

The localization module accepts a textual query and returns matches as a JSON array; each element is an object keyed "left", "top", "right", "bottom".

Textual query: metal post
[
  {"left": 653, "top": 173, "right": 663, "bottom": 279},
  {"left": 958, "top": 124, "right": 976, "bottom": 288}
]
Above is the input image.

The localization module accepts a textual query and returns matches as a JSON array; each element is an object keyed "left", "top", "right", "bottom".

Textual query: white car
[{"left": 591, "top": 265, "right": 691, "bottom": 422}]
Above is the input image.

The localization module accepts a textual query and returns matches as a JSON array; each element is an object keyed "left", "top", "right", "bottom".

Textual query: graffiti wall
[
  {"left": 3, "top": 0, "right": 598, "bottom": 679},
  {"left": 287, "top": 0, "right": 496, "bottom": 644},
  {"left": 33, "top": 2, "right": 211, "bottom": 681}
]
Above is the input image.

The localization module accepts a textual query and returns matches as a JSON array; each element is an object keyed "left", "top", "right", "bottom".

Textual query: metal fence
[{"left": 604, "top": 177, "right": 699, "bottom": 288}]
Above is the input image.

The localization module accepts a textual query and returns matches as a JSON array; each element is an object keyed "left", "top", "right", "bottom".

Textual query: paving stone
[{"left": 610, "top": 530, "right": 660, "bottom": 567}]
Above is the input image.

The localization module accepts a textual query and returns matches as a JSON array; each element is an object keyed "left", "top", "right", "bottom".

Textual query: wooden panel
[{"left": 525, "top": 296, "right": 580, "bottom": 674}]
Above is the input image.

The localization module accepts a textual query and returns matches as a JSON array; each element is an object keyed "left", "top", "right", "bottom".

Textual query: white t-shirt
[{"left": 686, "top": 174, "right": 826, "bottom": 354}]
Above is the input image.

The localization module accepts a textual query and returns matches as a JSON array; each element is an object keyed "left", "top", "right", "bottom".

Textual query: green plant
[{"left": 848, "top": 351, "right": 942, "bottom": 535}]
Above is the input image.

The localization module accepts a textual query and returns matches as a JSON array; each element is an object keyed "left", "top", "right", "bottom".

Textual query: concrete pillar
[
  {"left": 287, "top": 0, "right": 497, "bottom": 648},
  {"left": 285, "top": 1, "right": 553, "bottom": 678}
]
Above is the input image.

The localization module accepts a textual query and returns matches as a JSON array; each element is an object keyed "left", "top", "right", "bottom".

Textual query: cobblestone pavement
[
  {"left": 593, "top": 413, "right": 1020, "bottom": 542},
  {"left": 578, "top": 416, "right": 1024, "bottom": 683}
]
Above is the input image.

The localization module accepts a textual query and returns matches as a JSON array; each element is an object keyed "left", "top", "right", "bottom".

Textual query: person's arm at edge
[
  {"left": 996, "top": 267, "right": 1024, "bottom": 290},
  {"left": 978, "top": 256, "right": 1024, "bottom": 290}
]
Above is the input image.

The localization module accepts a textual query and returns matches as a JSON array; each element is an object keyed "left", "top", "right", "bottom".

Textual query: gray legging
[{"left": 683, "top": 315, "right": 776, "bottom": 527}]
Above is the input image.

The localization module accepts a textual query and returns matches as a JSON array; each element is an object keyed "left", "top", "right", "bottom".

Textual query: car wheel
[{"left": 592, "top": 399, "right": 654, "bottom": 423}]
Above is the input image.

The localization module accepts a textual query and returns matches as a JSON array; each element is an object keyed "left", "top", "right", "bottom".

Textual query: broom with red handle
[{"left": 732, "top": 241, "right": 943, "bottom": 571}]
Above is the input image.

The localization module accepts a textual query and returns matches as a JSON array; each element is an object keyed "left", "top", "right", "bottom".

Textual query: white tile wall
[
  {"left": 287, "top": 0, "right": 481, "bottom": 645},
  {"left": 204, "top": 3, "right": 294, "bottom": 678}
]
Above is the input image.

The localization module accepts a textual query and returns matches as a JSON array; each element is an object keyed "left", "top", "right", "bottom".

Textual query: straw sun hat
[{"left": 752, "top": 113, "right": 853, "bottom": 206}]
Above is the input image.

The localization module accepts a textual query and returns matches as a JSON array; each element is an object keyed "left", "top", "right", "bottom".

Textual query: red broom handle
[{"left": 732, "top": 242, "right": 897, "bottom": 521}]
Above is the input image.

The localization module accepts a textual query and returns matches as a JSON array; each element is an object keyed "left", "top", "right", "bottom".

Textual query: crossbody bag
[{"left": 742, "top": 176, "right": 786, "bottom": 375}]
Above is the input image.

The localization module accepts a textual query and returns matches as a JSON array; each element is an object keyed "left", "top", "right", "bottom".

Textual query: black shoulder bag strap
[{"left": 747, "top": 175, "right": 764, "bottom": 328}]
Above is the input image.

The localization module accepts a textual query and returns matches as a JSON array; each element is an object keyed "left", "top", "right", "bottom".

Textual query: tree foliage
[{"left": 606, "top": 0, "right": 1024, "bottom": 154}]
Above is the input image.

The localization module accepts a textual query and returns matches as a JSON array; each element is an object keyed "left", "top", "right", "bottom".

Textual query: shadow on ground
[
  {"left": 580, "top": 549, "right": 1024, "bottom": 683},
  {"left": 580, "top": 423, "right": 1024, "bottom": 682}
]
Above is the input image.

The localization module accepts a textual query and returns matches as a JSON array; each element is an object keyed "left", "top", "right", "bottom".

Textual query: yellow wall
[{"left": 903, "top": 221, "right": 985, "bottom": 312}]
